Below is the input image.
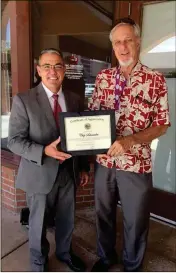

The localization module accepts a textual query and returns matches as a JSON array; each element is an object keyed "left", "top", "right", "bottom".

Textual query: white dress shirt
[{"left": 42, "top": 82, "right": 67, "bottom": 112}]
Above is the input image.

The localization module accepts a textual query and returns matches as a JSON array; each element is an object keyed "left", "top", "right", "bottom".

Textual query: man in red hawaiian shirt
[{"left": 89, "top": 18, "right": 170, "bottom": 272}]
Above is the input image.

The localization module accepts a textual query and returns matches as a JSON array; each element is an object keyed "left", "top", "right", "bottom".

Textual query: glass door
[{"left": 140, "top": 0, "right": 176, "bottom": 222}]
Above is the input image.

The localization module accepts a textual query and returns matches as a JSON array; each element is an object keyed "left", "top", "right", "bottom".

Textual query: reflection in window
[
  {"left": 1, "top": 15, "right": 12, "bottom": 148},
  {"left": 141, "top": 0, "right": 176, "bottom": 194},
  {"left": 149, "top": 36, "right": 176, "bottom": 53},
  {"left": 31, "top": 0, "right": 112, "bottom": 110},
  {"left": 1, "top": 19, "right": 11, "bottom": 114},
  {"left": 60, "top": 53, "right": 110, "bottom": 109}
]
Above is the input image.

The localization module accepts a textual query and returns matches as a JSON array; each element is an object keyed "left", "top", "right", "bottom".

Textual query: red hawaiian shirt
[{"left": 88, "top": 61, "right": 170, "bottom": 173}]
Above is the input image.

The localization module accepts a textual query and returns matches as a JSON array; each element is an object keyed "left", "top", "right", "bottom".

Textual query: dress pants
[
  {"left": 27, "top": 165, "right": 75, "bottom": 271},
  {"left": 94, "top": 163, "right": 153, "bottom": 271}
]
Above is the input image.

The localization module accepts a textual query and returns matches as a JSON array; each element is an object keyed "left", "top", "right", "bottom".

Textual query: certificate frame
[{"left": 59, "top": 110, "right": 116, "bottom": 155}]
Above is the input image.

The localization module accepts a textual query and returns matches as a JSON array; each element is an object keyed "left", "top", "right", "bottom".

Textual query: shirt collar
[
  {"left": 131, "top": 60, "right": 142, "bottom": 74},
  {"left": 117, "top": 60, "right": 142, "bottom": 75},
  {"left": 42, "top": 82, "right": 62, "bottom": 99}
]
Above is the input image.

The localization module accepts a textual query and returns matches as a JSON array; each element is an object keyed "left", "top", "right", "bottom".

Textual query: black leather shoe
[
  {"left": 57, "top": 253, "right": 86, "bottom": 272},
  {"left": 91, "top": 259, "right": 111, "bottom": 272}
]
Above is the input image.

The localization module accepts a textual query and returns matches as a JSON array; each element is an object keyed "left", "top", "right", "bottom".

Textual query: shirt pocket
[
  {"left": 128, "top": 95, "right": 153, "bottom": 130},
  {"left": 99, "top": 88, "right": 115, "bottom": 110},
  {"left": 100, "top": 99, "right": 115, "bottom": 110}
]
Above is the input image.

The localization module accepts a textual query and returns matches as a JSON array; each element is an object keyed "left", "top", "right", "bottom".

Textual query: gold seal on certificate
[{"left": 59, "top": 110, "right": 116, "bottom": 155}]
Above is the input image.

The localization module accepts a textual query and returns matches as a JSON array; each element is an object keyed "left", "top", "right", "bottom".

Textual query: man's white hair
[{"left": 109, "top": 22, "right": 140, "bottom": 42}]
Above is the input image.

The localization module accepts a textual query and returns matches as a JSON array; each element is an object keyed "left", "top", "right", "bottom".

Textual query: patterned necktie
[{"left": 52, "top": 94, "right": 62, "bottom": 127}]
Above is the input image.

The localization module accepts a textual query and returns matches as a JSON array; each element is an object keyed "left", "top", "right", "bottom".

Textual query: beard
[{"left": 119, "top": 57, "right": 134, "bottom": 67}]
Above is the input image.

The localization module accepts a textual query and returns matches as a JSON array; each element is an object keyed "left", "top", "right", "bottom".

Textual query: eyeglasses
[
  {"left": 39, "top": 64, "right": 65, "bottom": 71},
  {"left": 114, "top": 17, "right": 136, "bottom": 27}
]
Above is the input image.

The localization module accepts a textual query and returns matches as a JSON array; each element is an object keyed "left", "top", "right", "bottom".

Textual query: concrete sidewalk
[{"left": 1, "top": 207, "right": 176, "bottom": 272}]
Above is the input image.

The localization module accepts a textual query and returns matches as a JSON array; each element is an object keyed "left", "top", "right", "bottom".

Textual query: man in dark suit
[{"left": 8, "top": 48, "right": 89, "bottom": 272}]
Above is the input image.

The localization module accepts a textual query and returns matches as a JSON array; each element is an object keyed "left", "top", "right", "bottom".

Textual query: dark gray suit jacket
[{"left": 8, "top": 83, "right": 89, "bottom": 194}]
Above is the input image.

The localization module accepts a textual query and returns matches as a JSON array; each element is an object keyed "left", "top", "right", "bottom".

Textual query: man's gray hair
[
  {"left": 109, "top": 19, "right": 140, "bottom": 42},
  {"left": 38, "top": 48, "right": 64, "bottom": 64}
]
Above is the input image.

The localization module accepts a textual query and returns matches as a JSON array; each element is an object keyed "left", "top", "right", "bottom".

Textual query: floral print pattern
[{"left": 88, "top": 61, "right": 170, "bottom": 173}]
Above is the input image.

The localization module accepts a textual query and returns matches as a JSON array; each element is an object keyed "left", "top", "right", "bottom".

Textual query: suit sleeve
[{"left": 8, "top": 95, "right": 44, "bottom": 166}]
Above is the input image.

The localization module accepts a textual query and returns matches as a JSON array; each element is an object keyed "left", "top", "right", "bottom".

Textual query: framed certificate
[{"left": 59, "top": 110, "right": 116, "bottom": 155}]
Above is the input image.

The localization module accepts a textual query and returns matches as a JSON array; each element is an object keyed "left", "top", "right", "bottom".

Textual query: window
[
  {"left": 140, "top": 1, "right": 176, "bottom": 194},
  {"left": 1, "top": 2, "right": 12, "bottom": 150},
  {"left": 31, "top": 1, "right": 113, "bottom": 109},
  {"left": 148, "top": 36, "right": 176, "bottom": 53}
]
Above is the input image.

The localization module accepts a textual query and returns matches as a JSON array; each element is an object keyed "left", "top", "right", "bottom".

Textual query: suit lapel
[{"left": 36, "top": 83, "right": 57, "bottom": 130}]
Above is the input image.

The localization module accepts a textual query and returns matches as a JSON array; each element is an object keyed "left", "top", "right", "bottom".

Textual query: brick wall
[
  {"left": 76, "top": 163, "right": 94, "bottom": 208},
  {"left": 1, "top": 157, "right": 95, "bottom": 213},
  {"left": 1, "top": 165, "right": 27, "bottom": 213}
]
